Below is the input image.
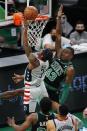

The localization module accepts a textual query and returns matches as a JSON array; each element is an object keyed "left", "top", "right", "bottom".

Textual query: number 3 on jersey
[{"left": 40, "top": 66, "right": 47, "bottom": 78}]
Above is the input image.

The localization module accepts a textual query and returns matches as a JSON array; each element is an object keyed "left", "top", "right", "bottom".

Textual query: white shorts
[
  {"left": 30, "top": 81, "right": 48, "bottom": 102},
  {"left": 29, "top": 81, "right": 48, "bottom": 112}
]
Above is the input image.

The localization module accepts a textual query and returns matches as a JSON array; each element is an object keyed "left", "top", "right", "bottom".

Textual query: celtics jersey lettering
[
  {"left": 44, "top": 58, "right": 69, "bottom": 88},
  {"left": 32, "top": 112, "right": 55, "bottom": 131}
]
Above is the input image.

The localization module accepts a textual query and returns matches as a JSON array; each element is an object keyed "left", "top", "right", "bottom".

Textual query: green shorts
[{"left": 45, "top": 82, "right": 59, "bottom": 103}]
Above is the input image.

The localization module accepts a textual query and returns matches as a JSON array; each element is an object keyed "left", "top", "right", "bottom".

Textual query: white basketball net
[{"left": 26, "top": 18, "right": 49, "bottom": 50}]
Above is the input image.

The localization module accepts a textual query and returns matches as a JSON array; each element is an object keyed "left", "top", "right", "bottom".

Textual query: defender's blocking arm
[{"left": 55, "top": 5, "right": 63, "bottom": 57}]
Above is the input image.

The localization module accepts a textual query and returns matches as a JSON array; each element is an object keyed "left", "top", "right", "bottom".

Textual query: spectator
[
  {"left": 42, "top": 26, "right": 71, "bottom": 50},
  {"left": 70, "top": 20, "right": 87, "bottom": 45},
  {"left": 61, "top": 14, "right": 73, "bottom": 38},
  {"left": 42, "top": 27, "right": 56, "bottom": 50},
  {"left": 47, "top": 105, "right": 78, "bottom": 131}
]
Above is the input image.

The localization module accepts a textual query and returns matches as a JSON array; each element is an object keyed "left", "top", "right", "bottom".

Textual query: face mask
[
  {"left": 76, "top": 30, "right": 84, "bottom": 33},
  {"left": 51, "top": 35, "right": 56, "bottom": 41}
]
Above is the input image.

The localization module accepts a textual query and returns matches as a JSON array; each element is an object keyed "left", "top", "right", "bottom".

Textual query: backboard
[
  {"left": 28, "top": 0, "right": 52, "bottom": 17},
  {"left": 5, "top": 0, "right": 27, "bottom": 20},
  {"left": 5, "top": 0, "right": 51, "bottom": 20}
]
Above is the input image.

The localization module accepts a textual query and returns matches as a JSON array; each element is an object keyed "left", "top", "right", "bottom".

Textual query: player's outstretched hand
[
  {"left": 12, "top": 73, "right": 24, "bottom": 84},
  {"left": 7, "top": 117, "right": 15, "bottom": 127},
  {"left": 57, "top": 5, "right": 64, "bottom": 18}
]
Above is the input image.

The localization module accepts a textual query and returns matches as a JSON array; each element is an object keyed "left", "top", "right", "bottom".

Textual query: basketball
[
  {"left": 24, "top": 6, "right": 38, "bottom": 20},
  {"left": 13, "top": 12, "right": 23, "bottom": 26}
]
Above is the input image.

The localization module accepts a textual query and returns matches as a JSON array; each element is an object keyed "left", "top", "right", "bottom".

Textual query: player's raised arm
[
  {"left": 23, "top": 6, "right": 38, "bottom": 58},
  {"left": 23, "top": 22, "right": 32, "bottom": 58},
  {"left": 55, "top": 5, "right": 63, "bottom": 57}
]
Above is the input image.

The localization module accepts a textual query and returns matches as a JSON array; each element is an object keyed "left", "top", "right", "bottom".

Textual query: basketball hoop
[
  {"left": 23, "top": 15, "right": 49, "bottom": 51},
  {"left": 35, "top": 15, "right": 49, "bottom": 21}
]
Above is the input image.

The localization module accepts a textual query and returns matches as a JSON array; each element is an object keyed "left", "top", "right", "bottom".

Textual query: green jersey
[
  {"left": 44, "top": 58, "right": 70, "bottom": 89},
  {"left": 32, "top": 112, "right": 55, "bottom": 131}
]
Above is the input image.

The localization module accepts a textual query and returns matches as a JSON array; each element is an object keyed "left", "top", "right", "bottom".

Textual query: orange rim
[{"left": 35, "top": 15, "right": 49, "bottom": 21}]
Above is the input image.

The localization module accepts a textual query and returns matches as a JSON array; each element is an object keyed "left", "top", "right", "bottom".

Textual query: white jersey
[
  {"left": 31, "top": 52, "right": 49, "bottom": 80},
  {"left": 32, "top": 59, "right": 49, "bottom": 81},
  {"left": 24, "top": 59, "right": 49, "bottom": 86},
  {"left": 54, "top": 116, "right": 75, "bottom": 131},
  {"left": 24, "top": 55, "right": 49, "bottom": 105}
]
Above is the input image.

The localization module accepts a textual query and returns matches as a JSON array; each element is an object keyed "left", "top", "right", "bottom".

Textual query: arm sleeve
[{"left": 59, "top": 83, "right": 70, "bottom": 104}]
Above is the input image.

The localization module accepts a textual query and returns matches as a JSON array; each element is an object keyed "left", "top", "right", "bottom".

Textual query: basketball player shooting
[
  {"left": 0, "top": 5, "right": 75, "bottom": 113},
  {"left": 0, "top": 6, "right": 53, "bottom": 113}
]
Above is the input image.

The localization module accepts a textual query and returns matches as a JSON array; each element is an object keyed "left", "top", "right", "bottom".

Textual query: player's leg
[
  {"left": 26, "top": 86, "right": 42, "bottom": 113},
  {"left": 28, "top": 81, "right": 48, "bottom": 113},
  {"left": 44, "top": 82, "right": 60, "bottom": 112},
  {"left": 40, "top": 81, "right": 49, "bottom": 100}
]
